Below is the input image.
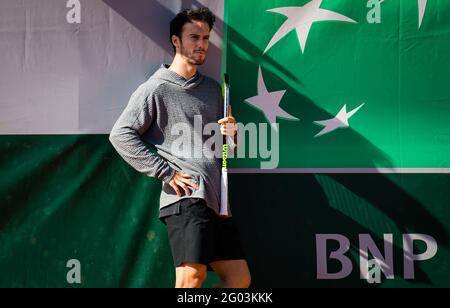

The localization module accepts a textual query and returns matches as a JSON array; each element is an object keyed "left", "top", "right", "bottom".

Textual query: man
[{"left": 109, "top": 7, "right": 251, "bottom": 288}]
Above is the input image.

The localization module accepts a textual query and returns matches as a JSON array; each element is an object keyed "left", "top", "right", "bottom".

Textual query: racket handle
[{"left": 219, "top": 169, "right": 229, "bottom": 217}]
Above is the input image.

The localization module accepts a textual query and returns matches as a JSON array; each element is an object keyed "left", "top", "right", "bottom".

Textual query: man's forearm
[{"left": 109, "top": 127, "right": 175, "bottom": 183}]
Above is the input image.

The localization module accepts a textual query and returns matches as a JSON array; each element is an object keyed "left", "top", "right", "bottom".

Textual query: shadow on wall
[
  {"left": 102, "top": 0, "right": 298, "bottom": 82},
  {"left": 230, "top": 173, "right": 450, "bottom": 288},
  {"left": 102, "top": 0, "right": 223, "bottom": 79}
]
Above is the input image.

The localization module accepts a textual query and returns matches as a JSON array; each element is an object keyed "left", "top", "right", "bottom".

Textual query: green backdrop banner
[
  {"left": 0, "top": 135, "right": 175, "bottom": 287},
  {"left": 224, "top": 0, "right": 450, "bottom": 169},
  {"left": 1, "top": 136, "right": 450, "bottom": 287}
]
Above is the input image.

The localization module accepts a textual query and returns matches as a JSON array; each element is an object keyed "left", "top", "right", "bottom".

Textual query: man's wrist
[{"left": 162, "top": 168, "right": 177, "bottom": 184}]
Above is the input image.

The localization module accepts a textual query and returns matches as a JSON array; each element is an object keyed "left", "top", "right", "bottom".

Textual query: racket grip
[{"left": 219, "top": 169, "right": 229, "bottom": 217}]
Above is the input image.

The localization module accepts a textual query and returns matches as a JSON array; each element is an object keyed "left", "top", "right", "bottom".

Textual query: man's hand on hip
[{"left": 168, "top": 171, "right": 199, "bottom": 197}]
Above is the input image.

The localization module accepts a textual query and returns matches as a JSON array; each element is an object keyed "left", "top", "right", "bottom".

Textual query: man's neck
[{"left": 169, "top": 55, "right": 198, "bottom": 80}]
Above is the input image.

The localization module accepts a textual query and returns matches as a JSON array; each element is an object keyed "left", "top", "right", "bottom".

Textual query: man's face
[{"left": 176, "top": 21, "right": 210, "bottom": 65}]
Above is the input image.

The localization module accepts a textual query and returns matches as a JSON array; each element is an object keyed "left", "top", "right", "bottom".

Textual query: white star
[
  {"left": 264, "top": 0, "right": 356, "bottom": 54},
  {"left": 418, "top": 0, "right": 427, "bottom": 29},
  {"left": 314, "top": 103, "right": 365, "bottom": 137},
  {"left": 244, "top": 66, "right": 299, "bottom": 129}
]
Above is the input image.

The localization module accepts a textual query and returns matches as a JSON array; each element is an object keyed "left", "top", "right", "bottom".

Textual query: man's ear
[{"left": 171, "top": 35, "right": 180, "bottom": 51}]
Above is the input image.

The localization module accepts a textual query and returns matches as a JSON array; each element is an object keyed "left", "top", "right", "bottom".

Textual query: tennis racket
[{"left": 220, "top": 73, "right": 231, "bottom": 217}]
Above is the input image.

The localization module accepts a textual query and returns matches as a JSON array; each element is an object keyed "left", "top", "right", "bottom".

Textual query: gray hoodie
[{"left": 109, "top": 64, "right": 225, "bottom": 215}]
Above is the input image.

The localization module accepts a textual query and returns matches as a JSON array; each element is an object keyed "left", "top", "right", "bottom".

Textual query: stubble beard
[{"left": 181, "top": 44, "right": 206, "bottom": 66}]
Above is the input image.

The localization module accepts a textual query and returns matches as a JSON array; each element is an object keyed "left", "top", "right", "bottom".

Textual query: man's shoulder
[
  {"left": 202, "top": 75, "right": 221, "bottom": 88},
  {"left": 136, "top": 76, "right": 167, "bottom": 96},
  {"left": 201, "top": 75, "right": 222, "bottom": 95}
]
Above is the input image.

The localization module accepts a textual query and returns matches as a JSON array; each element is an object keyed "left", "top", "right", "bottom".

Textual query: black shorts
[{"left": 162, "top": 198, "right": 245, "bottom": 269}]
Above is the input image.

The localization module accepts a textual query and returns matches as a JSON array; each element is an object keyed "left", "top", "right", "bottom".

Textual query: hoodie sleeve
[{"left": 109, "top": 84, "right": 176, "bottom": 183}]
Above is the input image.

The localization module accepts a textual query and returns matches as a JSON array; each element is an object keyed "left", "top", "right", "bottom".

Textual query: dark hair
[{"left": 169, "top": 7, "right": 216, "bottom": 54}]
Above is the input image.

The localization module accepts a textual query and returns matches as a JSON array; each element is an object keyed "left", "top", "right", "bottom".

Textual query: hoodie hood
[{"left": 151, "top": 64, "right": 204, "bottom": 90}]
